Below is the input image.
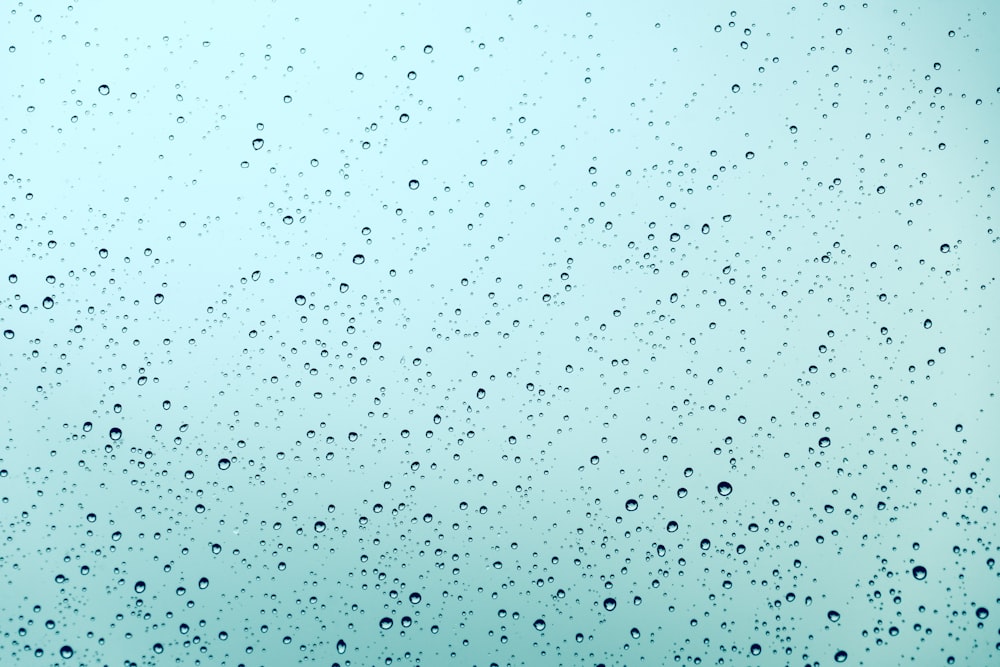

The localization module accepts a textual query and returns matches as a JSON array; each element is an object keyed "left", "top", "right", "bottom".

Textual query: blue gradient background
[{"left": 1, "top": 2, "right": 997, "bottom": 665}]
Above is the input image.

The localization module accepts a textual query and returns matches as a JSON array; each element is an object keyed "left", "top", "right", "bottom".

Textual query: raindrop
[
  {"left": 336, "top": 639, "right": 347, "bottom": 654},
  {"left": 940, "top": 244, "right": 950, "bottom": 253},
  {"left": 717, "top": 481, "right": 733, "bottom": 496},
  {"left": 59, "top": 646, "right": 73, "bottom": 659},
  {"left": 109, "top": 427, "right": 122, "bottom": 441},
  {"left": 314, "top": 521, "right": 326, "bottom": 533},
  {"left": 533, "top": 618, "right": 546, "bottom": 631},
  {"left": 923, "top": 319, "right": 932, "bottom": 329},
  {"left": 134, "top": 581, "right": 146, "bottom": 593},
  {"left": 252, "top": 138, "right": 264, "bottom": 150},
  {"left": 352, "top": 254, "right": 365, "bottom": 264},
  {"left": 408, "top": 179, "right": 420, "bottom": 190},
  {"left": 409, "top": 592, "right": 421, "bottom": 604},
  {"left": 294, "top": 295, "right": 306, "bottom": 305},
  {"left": 379, "top": 617, "right": 393, "bottom": 630},
  {"left": 975, "top": 607, "right": 988, "bottom": 619},
  {"left": 745, "top": 151, "right": 755, "bottom": 159},
  {"left": 217, "top": 458, "right": 231, "bottom": 470},
  {"left": 834, "top": 650, "right": 848, "bottom": 663},
  {"left": 98, "top": 84, "right": 110, "bottom": 95},
  {"left": 476, "top": 388, "right": 486, "bottom": 399},
  {"left": 828, "top": 610, "right": 841, "bottom": 622},
  {"left": 912, "top": 565, "right": 927, "bottom": 580},
  {"left": 198, "top": 577, "right": 209, "bottom": 589},
  {"left": 750, "top": 644, "right": 761, "bottom": 656},
  {"left": 603, "top": 597, "right": 617, "bottom": 611},
  {"left": 625, "top": 499, "right": 638, "bottom": 511},
  {"left": 42, "top": 296, "right": 54, "bottom": 309}
]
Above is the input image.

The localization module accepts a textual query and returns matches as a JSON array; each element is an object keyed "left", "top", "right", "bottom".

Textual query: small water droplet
[{"left": 98, "top": 84, "right": 110, "bottom": 95}]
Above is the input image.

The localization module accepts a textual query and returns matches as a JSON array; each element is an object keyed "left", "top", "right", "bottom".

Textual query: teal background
[{"left": 1, "top": 2, "right": 997, "bottom": 665}]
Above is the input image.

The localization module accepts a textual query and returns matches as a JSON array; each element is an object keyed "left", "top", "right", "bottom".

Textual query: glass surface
[{"left": 2, "top": 3, "right": 997, "bottom": 665}]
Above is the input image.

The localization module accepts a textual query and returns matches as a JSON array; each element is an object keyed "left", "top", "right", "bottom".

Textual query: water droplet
[
  {"left": 98, "top": 84, "right": 110, "bottom": 95},
  {"left": 355, "top": 71, "right": 364, "bottom": 80},
  {"left": 59, "top": 646, "right": 73, "bottom": 659},
  {"left": 476, "top": 388, "right": 486, "bottom": 399},
  {"left": 252, "top": 138, "right": 264, "bottom": 150},
  {"left": 625, "top": 499, "right": 638, "bottom": 511},
  {"left": 913, "top": 565, "right": 927, "bottom": 580},
  {"left": 834, "top": 650, "right": 848, "bottom": 663},
  {"left": 975, "top": 607, "right": 988, "bottom": 619},
  {"left": 294, "top": 294, "right": 306, "bottom": 305},
  {"left": 134, "top": 581, "right": 146, "bottom": 593},
  {"left": 42, "top": 296, "right": 54, "bottom": 309},
  {"left": 423, "top": 44, "right": 433, "bottom": 54},
  {"left": 352, "top": 254, "right": 365, "bottom": 264},
  {"left": 940, "top": 243, "right": 950, "bottom": 253},
  {"left": 828, "top": 610, "right": 841, "bottom": 622},
  {"left": 717, "top": 481, "right": 733, "bottom": 496},
  {"left": 533, "top": 618, "right": 546, "bottom": 631},
  {"left": 198, "top": 577, "right": 209, "bottom": 589},
  {"left": 818, "top": 437, "right": 831, "bottom": 448},
  {"left": 731, "top": 83, "right": 740, "bottom": 93},
  {"left": 314, "top": 521, "right": 326, "bottom": 533},
  {"left": 603, "top": 597, "right": 617, "bottom": 611},
  {"left": 109, "top": 427, "right": 122, "bottom": 441},
  {"left": 217, "top": 458, "right": 230, "bottom": 470},
  {"left": 336, "top": 639, "right": 347, "bottom": 654},
  {"left": 745, "top": 151, "right": 755, "bottom": 159},
  {"left": 923, "top": 319, "right": 932, "bottom": 329},
  {"left": 408, "top": 179, "right": 420, "bottom": 190},
  {"left": 409, "top": 592, "right": 421, "bottom": 604},
  {"left": 789, "top": 125, "right": 798, "bottom": 134},
  {"left": 666, "top": 520, "right": 679, "bottom": 532},
  {"left": 750, "top": 643, "right": 762, "bottom": 656},
  {"left": 379, "top": 617, "right": 393, "bottom": 629}
]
